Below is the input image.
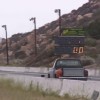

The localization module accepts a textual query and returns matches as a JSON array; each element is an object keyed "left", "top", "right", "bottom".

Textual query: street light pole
[
  {"left": 2, "top": 25, "right": 9, "bottom": 65},
  {"left": 55, "top": 9, "right": 61, "bottom": 36},
  {"left": 30, "top": 17, "right": 37, "bottom": 55}
]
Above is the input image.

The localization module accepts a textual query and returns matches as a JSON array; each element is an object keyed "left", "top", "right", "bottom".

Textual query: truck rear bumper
[{"left": 59, "top": 76, "right": 88, "bottom": 81}]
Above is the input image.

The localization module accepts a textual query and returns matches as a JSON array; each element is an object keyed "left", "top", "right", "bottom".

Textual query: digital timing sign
[
  {"left": 54, "top": 46, "right": 84, "bottom": 54},
  {"left": 54, "top": 36, "right": 85, "bottom": 54}
]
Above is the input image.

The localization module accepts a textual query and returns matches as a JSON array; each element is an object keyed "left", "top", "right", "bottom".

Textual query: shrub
[
  {"left": 85, "top": 38, "right": 96, "bottom": 46},
  {"left": 84, "top": 20, "right": 100, "bottom": 39}
]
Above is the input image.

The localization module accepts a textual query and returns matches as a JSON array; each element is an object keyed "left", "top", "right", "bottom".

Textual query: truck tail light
[{"left": 55, "top": 68, "right": 63, "bottom": 78}]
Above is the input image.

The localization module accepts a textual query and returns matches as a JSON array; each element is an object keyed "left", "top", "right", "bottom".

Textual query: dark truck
[{"left": 48, "top": 58, "right": 88, "bottom": 80}]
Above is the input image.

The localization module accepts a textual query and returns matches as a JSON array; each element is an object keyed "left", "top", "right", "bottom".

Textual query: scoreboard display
[
  {"left": 54, "top": 36, "right": 85, "bottom": 54},
  {"left": 54, "top": 46, "right": 84, "bottom": 54}
]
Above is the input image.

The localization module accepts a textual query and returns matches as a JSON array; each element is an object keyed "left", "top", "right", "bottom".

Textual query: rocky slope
[{"left": 0, "top": 0, "right": 100, "bottom": 66}]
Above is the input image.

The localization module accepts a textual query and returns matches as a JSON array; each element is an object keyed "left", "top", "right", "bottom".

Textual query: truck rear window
[{"left": 55, "top": 59, "right": 82, "bottom": 68}]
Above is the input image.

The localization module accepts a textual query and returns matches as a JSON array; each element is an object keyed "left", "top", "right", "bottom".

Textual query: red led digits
[{"left": 73, "top": 47, "right": 84, "bottom": 53}]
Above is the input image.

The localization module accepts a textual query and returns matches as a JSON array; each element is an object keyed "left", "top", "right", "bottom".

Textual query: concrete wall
[
  {"left": 0, "top": 66, "right": 49, "bottom": 73},
  {"left": 0, "top": 73, "right": 100, "bottom": 100},
  {"left": 86, "top": 68, "right": 100, "bottom": 76}
]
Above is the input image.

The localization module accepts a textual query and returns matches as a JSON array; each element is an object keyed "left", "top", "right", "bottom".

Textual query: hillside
[{"left": 0, "top": 0, "right": 100, "bottom": 67}]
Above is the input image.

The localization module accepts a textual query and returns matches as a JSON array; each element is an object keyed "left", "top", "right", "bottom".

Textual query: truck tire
[
  {"left": 48, "top": 74, "right": 50, "bottom": 78},
  {"left": 84, "top": 70, "right": 88, "bottom": 81},
  {"left": 41, "top": 75, "right": 45, "bottom": 77},
  {"left": 84, "top": 70, "right": 88, "bottom": 77},
  {"left": 54, "top": 74, "right": 57, "bottom": 78}
]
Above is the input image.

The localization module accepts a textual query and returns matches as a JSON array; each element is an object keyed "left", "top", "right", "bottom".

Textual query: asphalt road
[
  {"left": 0, "top": 70, "right": 100, "bottom": 81},
  {"left": 0, "top": 70, "right": 48, "bottom": 77}
]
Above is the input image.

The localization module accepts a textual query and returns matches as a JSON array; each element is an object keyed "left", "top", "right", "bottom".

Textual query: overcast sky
[{"left": 0, "top": 0, "right": 88, "bottom": 38}]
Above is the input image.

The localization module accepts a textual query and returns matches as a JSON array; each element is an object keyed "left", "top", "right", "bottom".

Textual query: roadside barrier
[{"left": 0, "top": 73, "right": 100, "bottom": 100}]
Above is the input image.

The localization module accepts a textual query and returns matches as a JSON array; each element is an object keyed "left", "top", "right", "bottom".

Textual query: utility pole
[
  {"left": 55, "top": 9, "right": 62, "bottom": 36},
  {"left": 30, "top": 17, "right": 37, "bottom": 55},
  {"left": 2, "top": 25, "right": 9, "bottom": 65}
]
